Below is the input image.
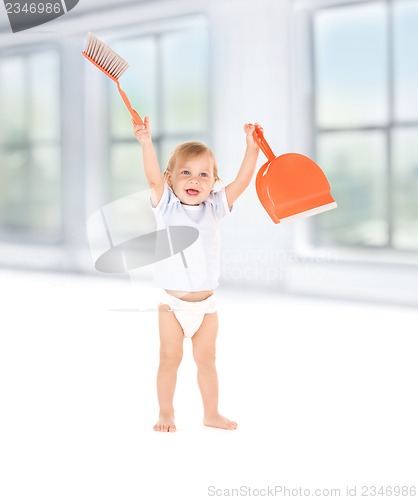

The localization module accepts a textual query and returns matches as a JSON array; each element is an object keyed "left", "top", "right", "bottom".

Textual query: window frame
[
  {"left": 291, "top": 0, "right": 418, "bottom": 266},
  {"left": 0, "top": 43, "right": 62, "bottom": 245}
]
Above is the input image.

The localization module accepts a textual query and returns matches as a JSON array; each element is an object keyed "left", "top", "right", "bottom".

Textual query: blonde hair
[{"left": 164, "top": 141, "right": 219, "bottom": 182}]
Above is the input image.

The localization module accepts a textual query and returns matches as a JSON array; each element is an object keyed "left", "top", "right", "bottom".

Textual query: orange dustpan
[{"left": 254, "top": 125, "right": 337, "bottom": 224}]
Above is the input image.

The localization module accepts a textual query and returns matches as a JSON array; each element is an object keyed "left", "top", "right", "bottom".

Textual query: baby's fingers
[
  {"left": 132, "top": 118, "right": 141, "bottom": 128},
  {"left": 244, "top": 122, "right": 253, "bottom": 133},
  {"left": 133, "top": 121, "right": 145, "bottom": 133}
]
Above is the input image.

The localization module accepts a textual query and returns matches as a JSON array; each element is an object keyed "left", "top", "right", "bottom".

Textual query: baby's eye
[
  {"left": 182, "top": 170, "right": 190, "bottom": 175},
  {"left": 200, "top": 172, "right": 208, "bottom": 177}
]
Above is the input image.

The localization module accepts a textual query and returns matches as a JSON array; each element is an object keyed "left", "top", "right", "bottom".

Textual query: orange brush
[{"left": 82, "top": 32, "right": 143, "bottom": 125}]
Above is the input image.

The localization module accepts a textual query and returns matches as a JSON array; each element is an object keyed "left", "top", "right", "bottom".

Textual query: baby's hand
[
  {"left": 244, "top": 122, "right": 262, "bottom": 150},
  {"left": 133, "top": 116, "right": 152, "bottom": 145}
]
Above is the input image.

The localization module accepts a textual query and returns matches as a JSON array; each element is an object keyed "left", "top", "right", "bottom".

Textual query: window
[
  {"left": 312, "top": 0, "right": 418, "bottom": 251},
  {"left": 105, "top": 21, "right": 209, "bottom": 202},
  {"left": 0, "top": 49, "right": 61, "bottom": 242}
]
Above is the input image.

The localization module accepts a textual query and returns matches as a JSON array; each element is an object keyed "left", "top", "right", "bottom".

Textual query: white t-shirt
[{"left": 151, "top": 183, "right": 232, "bottom": 291}]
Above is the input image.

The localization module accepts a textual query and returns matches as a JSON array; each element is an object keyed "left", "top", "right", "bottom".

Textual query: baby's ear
[{"left": 164, "top": 171, "right": 171, "bottom": 186}]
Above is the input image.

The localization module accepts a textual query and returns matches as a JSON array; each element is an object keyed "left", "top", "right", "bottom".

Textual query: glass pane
[
  {"left": 0, "top": 56, "right": 25, "bottom": 144},
  {"left": 31, "top": 146, "right": 61, "bottom": 233},
  {"left": 109, "top": 143, "right": 148, "bottom": 200},
  {"left": 29, "top": 50, "right": 60, "bottom": 142},
  {"left": 316, "top": 131, "right": 388, "bottom": 247},
  {"left": 110, "top": 37, "right": 158, "bottom": 138},
  {"left": 314, "top": 3, "right": 387, "bottom": 127},
  {"left": 160, "top": 139, "right": 179, "bottom": 175},
  {"left": 162, "top": 28, "right": 208, "bottom": 133},
  {"left": 392, "top": 128, "right": 418, "bottom": 250},
  {"left": 0, "top": 148, "right": 27, "bottom": 229},
  {"left": 394, "top": 1, "right": 418, "bottom": 122}
]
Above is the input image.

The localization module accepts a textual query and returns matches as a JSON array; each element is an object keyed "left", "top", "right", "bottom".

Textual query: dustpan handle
[
  {"left": 116, "top": 80, "right": 143, "bottom": 125},
  {"left": 253, "top": 124, "right": 276, "bottom": 161}
]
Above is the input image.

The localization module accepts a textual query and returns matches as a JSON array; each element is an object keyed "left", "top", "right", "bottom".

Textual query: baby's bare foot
[
  {"left": 154, "top": 415, "right": 176, "bottom": 432},
  {"left": 204, "top": 414, "right": 237, "bottom": 430}
]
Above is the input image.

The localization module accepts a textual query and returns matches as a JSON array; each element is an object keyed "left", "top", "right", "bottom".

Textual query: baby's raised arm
[
  {"left": 224, "top": 123, "right": 261, "bottom": 208},
  {"left": 133, "top": 116, "right": 164, "bottom": 206}
]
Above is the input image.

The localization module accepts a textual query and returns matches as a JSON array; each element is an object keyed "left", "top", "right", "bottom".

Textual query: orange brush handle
[
  {"left": 253, "top": 124, "right": 276, "bottom": 162},
  {"left": 116, "top": 81, "right": 143, "bottom": 125},
  {"left": 82, "top": 52, "right": 143, "bottom": 125}
]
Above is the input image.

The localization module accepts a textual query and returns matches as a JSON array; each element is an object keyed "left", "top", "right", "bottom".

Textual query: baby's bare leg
[
  {"left": 154, "top": 303, "right": 184, "bottom": 432},
  {"left": 192, "top": 312, "right": 237, "bottom": 430}
]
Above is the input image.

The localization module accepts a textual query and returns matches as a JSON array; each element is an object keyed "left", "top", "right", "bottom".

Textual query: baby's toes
[{"left": 226, "top": 420, "right": 237, "bottom": 430}]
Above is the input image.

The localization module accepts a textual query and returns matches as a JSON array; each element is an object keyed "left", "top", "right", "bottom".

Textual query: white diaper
[{"left": 160, "top": 290, "right": 217, "bottom": 338}]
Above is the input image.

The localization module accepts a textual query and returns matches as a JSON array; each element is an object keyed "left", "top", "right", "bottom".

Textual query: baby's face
[{"left": 167, "top": 153, "right": 216, "bottom": 205}]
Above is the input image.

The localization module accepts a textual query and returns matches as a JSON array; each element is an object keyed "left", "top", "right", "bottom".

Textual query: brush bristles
[{"left": 83, "top": 32, "right": 129, "bottom": 81}]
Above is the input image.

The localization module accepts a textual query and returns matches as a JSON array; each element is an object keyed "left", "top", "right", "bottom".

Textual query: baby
[{"left": 133, "top": 117, "right": 260, "bottom": 431}]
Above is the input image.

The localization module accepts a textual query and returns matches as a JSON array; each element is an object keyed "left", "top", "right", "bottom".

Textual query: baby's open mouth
[{"left": 186, "top": 189, "right": 200, "bottom": 196}]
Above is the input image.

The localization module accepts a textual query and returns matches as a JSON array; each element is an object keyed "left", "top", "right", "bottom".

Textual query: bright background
[{"left": 1, "top": 1, "right": 418, "bottom": 499}]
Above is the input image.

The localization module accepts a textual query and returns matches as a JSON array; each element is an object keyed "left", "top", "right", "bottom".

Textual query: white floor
[{"left": 1, "top": 269, "right": 418, "bottom": 500}]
